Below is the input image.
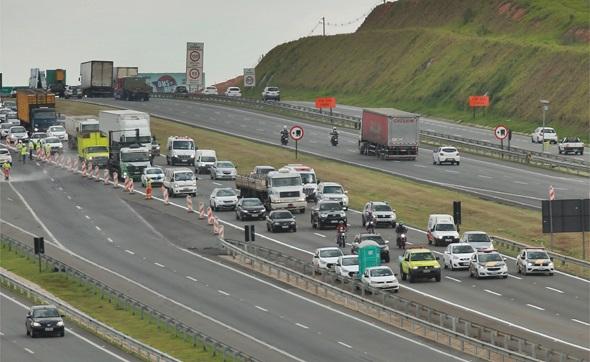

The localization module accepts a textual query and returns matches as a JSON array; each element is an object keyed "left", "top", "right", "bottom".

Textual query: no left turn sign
[
  {"left": 494, "top": 125, "right": 508, "bottom": 140},
  {"left": 290, "top": 125, "right": 304, "bottom": 141}
]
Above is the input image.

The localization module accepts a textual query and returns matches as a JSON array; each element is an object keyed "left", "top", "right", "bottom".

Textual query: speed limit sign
[{"left": 290, "top": 125, "right": 304, "bottom": 141}]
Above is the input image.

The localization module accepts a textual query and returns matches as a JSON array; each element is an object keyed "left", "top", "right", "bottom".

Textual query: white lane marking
[
  {"left": 50, "top": 177, "right": 55, "bottom": 182},
  {"left": 154, "top": 262, "right": 165, "bottom": 268},
  {"left": 75, "top": 205, "right": 82, "bottom": 210},
  {"left": 0, "top": 293, "right": 131, "bottom": 362},
  {"left": 295, "top": 323, "right": 309, "bottom": 329},
  {"left": 313, "top": 233, "right": 326, "bottom": 238},
  {"left": 255, "top": 306, "right": 268, "bottom": 312},
  {"left": 545, "top": 286, "right": 564, "bottom": 294},
  {"left": 212, "top": 182, "right": 222, "bottom": 186},
  {"left": 507, "top": 274, "right": 522, "bottom": 280},
  {"left": 513, "top": 181, "right": 528, "bottom": 185},
  {"left": 413, "top": 164, "right": 427, "bottom": 168},
  {"left": 67, "top": 195, "right": 72, "bottom": 200},
  {"left": 572, "top": 319, "right": 590, "bottom": 327},
  {"left": 6, "top": 197, "right": 13, "bottom": 202},
  {"left": 185, "top": 276, "right": 197, "bottom": 282},
  {"left": 7, "top": 182, "right": 67, "bottom": 250},
  {"left": 124, "top": 249, "right": 135, "bottom": 255},
  {"left": 218, "top": 290, "right": 230, "bottom": 296},
  {"left": 477, "top": 175, "right": 492, "bottom": 179},
  {"left": 95, "top": 226, "right": 101, "bottom": 231},
  {"left": 0, "top": 331, "right": 4, "bottom": 336},
  {"left": 84, "top": 215, "right": 90, "bottom": 220},
  {"left": 526, "top": 304, "right": 545, "bottom": 311},
  {"left": 24, "top": 348, "right": 35, "bottom": 354},
  {"left": 484, "top": 289, "right": 502, "bottom": 296},
  {"left": 107, "top": 238, "right": 114, "bottom": 243},
  {"left": 337, "top": 341, "right": 352, "bottom": 349},
  {"left": 444, "top": 276, "right": 461, "bottom": 283},
  {"left": 444, "top": 170, "right": 459, "bottom": 174},
  {"left": 57, "top": 187, "right": 63, "bottom": 191}
]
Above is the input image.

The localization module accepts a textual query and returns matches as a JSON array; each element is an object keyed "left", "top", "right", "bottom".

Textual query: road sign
[
  {"left": 315, "top": 97, "right": 336, "bottom": 109},
  {"left": 469, "top": 95, "right": 490, "bottom": 108},
  {"left": 243, "top": 68, "right": 255, "bottom": 87},
  {"left": 186, "top": 42, "right": 204, "bottom": 91},
  {"left": 188, "top": 68, "right": 200, "bottom": 81},
  {"left": 290, "top": 125, "right": 304, "bottom": 141},
  {"left": 494, "top": 125, "right": 508, "bottom": 140}
]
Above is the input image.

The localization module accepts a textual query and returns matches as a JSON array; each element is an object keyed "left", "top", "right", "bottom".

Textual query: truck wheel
[
  {"left": 300, "top": 208, "right": 305, "bottom": 214},
  {"left": 580, "top": 150, "right": 584, "bottom": 155}
]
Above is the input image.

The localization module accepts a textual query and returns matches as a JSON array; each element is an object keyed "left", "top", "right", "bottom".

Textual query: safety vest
[
  {"left": 44, "top": 143, "right": 52, "bottom": 154},
  {"left": 28, "top": 142, "right": 34, "bottom": 150},
  {"left": 20, "top": 145, "right": 27, "bottom": 155},
  {"left": 2, "top": 162, "right": 10, "bottom": 170}
]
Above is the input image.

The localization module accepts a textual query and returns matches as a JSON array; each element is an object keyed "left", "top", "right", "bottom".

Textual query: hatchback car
[
  {"left": 235, "top": 197, "right": 266, "bottom": 220},
  {"left": 141, "top": 166, "right": 165, "bottom": 187},
  {"left": 0, "top": 147, "right": 12, "bottom": 165},
  {"left": 469, "top": 249, "right": 508, "bottom": 279},
  {"left": 351, "top": 233, "right": 390, "bottom": 263},
  {"left": 443, "top": 243, "right": 475, "bottom": 270},
  {"left": 46, "top": 125, "right": 68, "bottom": 141},
  {"left": 531, "top": 127, "right": 557, "bottom": 144},
  {"left": 516, "top": 248, "right": 554, "bottom": 276},
  {"left": 262, "top": 86, "right": 280, "bottom": 101},
  {"left": 8, "top": 125, "right": 28, "bottom": 143},
  {"left": 25, "top": 305, "right": 65, "bottom": 338},
  {"left": 433, "top": 146, "right": 460, "bottom": 165},
  {"left": 362, "top": 201, "right": 397, "bottom": 228},
  {"left": 335, "top": 255, "right": 359, "bottom": 278},
  {"left": 460, "top": 231, "right": 493, "bottom": 251},
  {"left": 203, "top": 86, "right": 218, "bottom": 95},
  {"left": 210, "top": 160, "right": 237, "bottom": 180},
  {"left": 225, "top": 87, "right": 242, "bottom": 97},
  {"left": 361, "top": 266, "right": 399, "bottom": 292},
  {"left": 266, "top": 210, "right": 296, "bottom": 232},
  {"left": 210, "top": 188, "right": 239, "bottom": 211},
  {"left": 312, "top": 247, "right": 343, "bottom": 270}
]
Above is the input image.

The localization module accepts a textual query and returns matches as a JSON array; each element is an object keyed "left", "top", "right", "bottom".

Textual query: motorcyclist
[
  {"left": 365, "top": 211, "right": 376, "bottom": 233},
  {"left": 280, "top": 125, "right": 289, "bottom": 144},
  {"left": 396, "top": 222, "right": 408, "bottom": 249},
  {"left": 330, "top": 127, "right": 339, "bottom": 146},
  {"left": 336, "top": 220, "right": 347, "bottom": 247},
  {"left": 395, "top": 222, "right": 408, "bottom": 235},
  {"left": 330, "top": 127, "right": 338, "bottom": 137}
]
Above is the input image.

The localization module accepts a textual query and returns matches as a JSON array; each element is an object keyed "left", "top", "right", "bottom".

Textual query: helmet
[
  {"left": 332, "top": 127, "right": 336, "bottom": 131},
  {"left": 283, "top": 125, "right": 287, "bottom": 130}
]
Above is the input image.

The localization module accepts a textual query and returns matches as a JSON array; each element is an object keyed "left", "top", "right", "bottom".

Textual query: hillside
[{"left": 252, "top": 0, "right": 590, "bottom": 137}]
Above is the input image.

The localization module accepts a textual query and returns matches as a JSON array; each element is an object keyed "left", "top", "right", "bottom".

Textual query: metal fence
[
  {"left": 0, "top": 234, "right": 259, "bottom": 362},
  {"left": 222, "top": 238, "right": 587, "bottom": 362}
]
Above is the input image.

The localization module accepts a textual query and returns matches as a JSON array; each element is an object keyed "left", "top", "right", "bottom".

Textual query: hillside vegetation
[{"left": 252, "top": 0, "right": 590, "bottom": 137}]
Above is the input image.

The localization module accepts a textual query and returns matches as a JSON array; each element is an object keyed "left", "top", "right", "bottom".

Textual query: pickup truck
[{"left": 558, "top": 137, "right": 584, "bottom": 155}]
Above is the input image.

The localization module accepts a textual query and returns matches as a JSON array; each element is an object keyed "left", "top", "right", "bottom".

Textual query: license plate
[
  {"left": 423, "top": 269, "right": 430, "bottom": 273},
  {"left": 330, "top": 220, "right": 338, "bottom": 223},
  {"left": 45, "top": 327, "right": 53, "bottom": 331},
  {"left": 250, "top": 213, "right": 259, "bottom": 216},
  {"left": 281, "top": 225, "right": 289, "bottom": 229}
]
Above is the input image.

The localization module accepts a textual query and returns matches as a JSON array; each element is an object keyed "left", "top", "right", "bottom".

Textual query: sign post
[
  {"left": 494, "top": 125, "right": 508, "bottom": 157},
  {"left": 186, "top": 42, "right": 204, "bottom": 92},
  {"left": 34, "top": 237, "right": 45, "bottom": 272},
  {"left": 469, "top": 96, "right": 490, "bottom": 120},
  {"left": 289, "top": 125, "right": 304, "bottom": 159}
]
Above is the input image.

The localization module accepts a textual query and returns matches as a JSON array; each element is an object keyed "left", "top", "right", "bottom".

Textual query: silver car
[
  {"left": 460, "top": 231, "right": 493, "bottom": 251},
  {"left": 210, "top": 160, "right": 237, "bottom": 180}
]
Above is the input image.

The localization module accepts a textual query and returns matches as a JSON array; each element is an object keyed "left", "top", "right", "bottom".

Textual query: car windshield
[
  {"left": 242, "top": 199, "right": 262, "bottom": 207},
  {"left": 202, "top": 156, "right": 216, "bottom": 162},
  {"left": 271, "top": 176, "right": 301, "bottom": 187},
  {"left": 479, "top": 253, "right": 503, "bottom": 262},
  {"left": 49, "top": 126, "right": 65, "bottom": 133},
  {"left": 173, "top": 140, "right": 194, "bottom": 150},
  {"left": 33, "top": 308, "right": 60, "bottom": 318},
  {"left": 527, "top": 251, "right": 549, "bottom": 259},
  {"left": 411, "top": 252, "right": 435, "bottom": 261},
  {"left": 217, "top": 161, "right": 234, "bottom": 168},
  {"left": 319, "top": 249, "right": 342, "bottom": 258},
  {"left": 0, "top": 149, "right": 9, "bottom": 154},
  {"left": 272, "top": 211, "right": 292, "bottom": 219},
  {"left": 436, "top": 223, "right": 456, "bottom": 231},
  {"left": 468, "top": 233, "right": 490, "bottom": 242},
  {"left": 442, "top": 148, "right": 457, "bottom": 153},
  {"left": 319, "top": 203, "right": 341, "bottom": 211},
  {"left": 300, "top": 173, "right": 316, "bottom": 184},
  {"left": 373, "top": 204, "right": 391, "bottom": 212},
  {"left": 341, "top": 256, "right": 358, "bottom": 266},
  {"left": 45, "top": 137, "right": 60, "bottom": 143},
  {"left": 32, "top": 133, "right": 47, "bottom": 139},
  {"left": 216, "top": 189, "right": 236, "bottom": 197},
  {"left": 86, "top": 146, "right": 108, "bottom": 153},
  {"left": 543, "top": 129, "right": 555, "bottom": 134},
  {"left": 121, "top": 152, "right": 150, "bottom": 162},
  {"left": 10, "top": 126, "right": 25, "bottom": 133},
  {"left": 174, "top": 172, "right": 193, "bottom": 181},
  {"left": 323, "top": 185, "right": 343, "bottom": 194},
  {"left": 563, "top": 137, "right": 580, "bottom": 143},
  {"left": 362, "top": 235, "right": 385, "bottom": 244},
  {"left": 229, "top": 88, "right": 240, "bottom": 91},
  {"left": 370, "top": 268, "right": 393, "bottom": 277},
  {"left": 267, "top": 87, "right": 279, "bottom": 91},
  {"left": 452, "top": 245, "right": 474, "bottom": 254},
  {"left": 146, "top": 168, "right": 162, "bottom": 175}
]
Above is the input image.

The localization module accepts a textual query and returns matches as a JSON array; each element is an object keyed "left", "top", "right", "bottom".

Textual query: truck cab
[
  {"left": 266, "top": 168, "right": 306, "bottom": 213},
  {"left": 283, "top": 164, "right": 318, "bottom": 201},
  {"left": 110, "top": 144, "right": 151, "bottom": 181},
  {"left": 163, "top": 168, "right": 197, "bottom": 197}
]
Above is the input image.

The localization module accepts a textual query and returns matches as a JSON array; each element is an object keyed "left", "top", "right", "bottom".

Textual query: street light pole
[{"left": 540, "top": 99, "right": 550, "bottom": 152}]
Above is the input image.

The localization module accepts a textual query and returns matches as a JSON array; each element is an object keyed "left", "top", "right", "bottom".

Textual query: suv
[
  {"left": 262, "top": 86, "right": 280, "bottom": 101},
  {"left": 266, "top": 210, "right": 296, "bottom": 232},
  {"left": 432, "top": 146, "right": 460, "bottom": 165},
  {"left": 351, "top": 233, "right": 390, "bottom": 262},
  {"left": 311, "top": 200, "right": 346, "bottom": 229},
  {"left": 516, "top": 248, "right": 554, "bottom": 276},
  {"left": 25, "top": 305, "right": 65, "bottom": 338},
  {"left": 362, "top": 201, "right": 396, "bottom": 228},
  {"left": 399, "top": 247, "right": 441, "bottom": 283},
  {"left": 235, "top": 197, "right": 266, "bottom": 220},
  {"left": 531, "top": 127, "right": 557, "bottom": 144},
  {"left": 469, "top": 249, "right": 508, "bottom": 279},
  {"left": 315, "top": 182, "right": 349, "bottom": 209}
]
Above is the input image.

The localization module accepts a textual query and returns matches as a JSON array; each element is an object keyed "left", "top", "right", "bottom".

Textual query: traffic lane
[
  {"left": 0, "top": 292, "right": 136, "bottom": 362},
  {"left": 84, "top": 98, "right": 588, "bottom": 207},
  {"left": 13, "top": 165, "right": 465, "bottom": 362}
]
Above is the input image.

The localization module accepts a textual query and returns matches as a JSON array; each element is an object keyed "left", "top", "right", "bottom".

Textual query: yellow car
[{"left": 399, "top": 247, "right": 441, "bottom": 283}]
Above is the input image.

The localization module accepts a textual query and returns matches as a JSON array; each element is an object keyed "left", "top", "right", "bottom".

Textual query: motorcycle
[
  {"left": 336, "top": 231, "right": 346, "bottom": 248},
  {"left": 366, "top": 219, "right": 376, "bottom": 234},
  {"left": 330, "top": 134, "right": 338, "bottom": 146},
  {"left": 281, "top": 134, "right": 289, "bottom": 146},
  {"left": 396, "top": 233, "right": 407, "bottom": 249}
]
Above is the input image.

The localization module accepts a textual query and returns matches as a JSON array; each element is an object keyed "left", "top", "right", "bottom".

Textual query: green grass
[
  {"left": 0, "top": 243, "right": 221, "bottom": 362},
  {"left": 56, "top": 100, "right": 590, "bottom": 271}
]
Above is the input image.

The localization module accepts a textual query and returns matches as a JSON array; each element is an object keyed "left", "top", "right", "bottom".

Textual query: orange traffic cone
[{"left": 145, "top": 180, "right": 153, "bottom": 200}]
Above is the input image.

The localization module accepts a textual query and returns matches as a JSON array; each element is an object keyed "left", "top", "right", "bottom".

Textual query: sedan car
[
  {"left": 210, "top": 160, "right": 237, "bottom": 180},
  {"left": 351, "top": 233, "right": 390, "bottom": 263},
  {"left": 235, "top": 197, "right": 266, "bottom": 220},
  {"left": 40, "top": 137, "right": 63, "bottom": 155},
  {"left": 361, "top": 266, "right": 399, "bottom": 292},
  {"left": 312, "top": 247, "right": 343, "bottom": 270},
  {"left": 469, "top": 249, "right": 508, "bottom": 279},
  {"left": 210, "top": 188, "right": 239, "bottom": 211},
  {"left": 266, "top": 210, "right": 296, "bottom": 232},
  {"left": 362, "top": 201, "right": 396, "bottom": 228},
  {"left": 25, "top": 305, "right": 65, "bottom": 338},
  {"left": 335, "top": 255, "right": 359, "bottom": 278},
  {"left": 443, "top": 243, "right": 475, "bottom": 270},
  {"left": 203, "top": 86, "right": 218, "bottom": 95},
  {"left": 8, "top": 125, "right": 28, "bottom": 143},
  {"left": 460, "top": 231, "right": 494, "bottom": 251},
  {"left": 433, "top": 146, "right": 460, "bottom": 165},
  {"left": 531, "top": 127, "right": 558, "bottom": 144},
  {"left": 516, "top": 248, "right": 554, "bottom": 276},
  {"left": 225, "top": 87, "right": 242, "bottom": 97},
  {"left": 141, "top": 166, "right": 165, "bottom": 187},
  {"left": 46, "top": 125, "right": 68, "bottom": 141},
  {"left": 29, "top": 132, "right": 48, "bottom": 147}
]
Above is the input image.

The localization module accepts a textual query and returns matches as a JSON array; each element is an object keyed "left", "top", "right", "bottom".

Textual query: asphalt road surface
[
  {"left": 81, "top": 98, "right": 589, "bottom": 208},
  {"left": 0, "top": 291, "right": 139, "bottom": 362}
]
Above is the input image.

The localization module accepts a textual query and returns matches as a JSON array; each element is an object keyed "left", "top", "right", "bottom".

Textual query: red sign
[
  {"left": 494, "top": 125, "right": 508, "bottom": 140},
  {"left": 469, "top": 96, "right": 490, "bottom": 108},
  {"left": 315, "top": 97, "right": 336, "bottom": 109},
  {"left": 290, "top": 125, "right": 304, "bottom": 141}
]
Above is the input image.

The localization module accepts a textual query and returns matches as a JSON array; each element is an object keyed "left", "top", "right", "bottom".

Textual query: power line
[{"left": 308, "top": 1, "right": 386, "bottom": 36}]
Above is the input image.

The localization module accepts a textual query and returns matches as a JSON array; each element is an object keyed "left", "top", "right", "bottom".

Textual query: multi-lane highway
[
  {"left": 81, "top": 98, "right": 589, "bottom": 208},
  {"left": 0, "top": 292, "right": 139, "bottom": 362}
]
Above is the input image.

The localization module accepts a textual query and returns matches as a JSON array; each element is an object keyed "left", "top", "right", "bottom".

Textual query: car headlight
[
  {"left": 32, "top": 322, "right": 41, "bottom": 327},
  {"left": 56, "top": 321, "right": 64, "bottom": 327},
  {"left": 123, "top": 172, "right": 127, "bottom": 177},
  {"left": 527, "top": 262, "right": 533, "bottom": 266},
  {"left": 190, "top": 154, "right": 195, "bottom": 158},
  {"left": 478, "top": 265, "right": 486, "bottom": 270},
  {"left": 319, "top": 213, "right": 328, "bottom": 218},
  {"left": 383, "top": 245, "right": 389, "bottom": 251},
  {"left": 412, "top": 266, "right": 418, "bottom": 270},
  {"left": 434, "top": 264, "right": 440, "bottom": 269},
  {"left": 174, "top": 183, "right": 179, "bottom": 188},
  {"left": 549, "top": 262, "right": 554, "bottom": 268},
  {"left": 273, "top": 222, "right": 279, "bottom": 225},
  {"left": 290, "top": 221, "right": 295, "bottom": 225}
]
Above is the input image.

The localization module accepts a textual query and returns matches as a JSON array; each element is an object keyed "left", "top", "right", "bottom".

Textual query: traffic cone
[
  {"left": 207, "top": 207, "right": 214, "bottom": 225},
  {"left": 162, "top": 187, "right": 169, "bottom": 205},
  {"left": 112, "top": 172, "right": 119, "bottom": 188},
  {"left": 94, "top": 166, "right": 100, "bottom": 181},
  {"left": 145, "top": 180, "right": 153, "bottom": 200},
  {"left": 72, "top": 159, "right": 78, "bottom": 173},
  {"left": 124, "top": 177, "right": 130, "bottom": 192},
  {"left": 186, "top": 195, "right": 193, "bottom": 213},
  {"left": 213, "top": 217, "right": 220, "bottom": 235},
  {"left": 129, "top": 178, "right": 135, "bottom": 193},
  {"left": 198, "top": 202, "right": 205, "bottom": 219},
  {"left": 103, "top": 169, "right": 110, "bottom": 185},
  {"left": 81, "top": 161, "right": 87, "bottom": 177},
  {"left": 218, "top": 225, "right": 225, "bottom": 239}
]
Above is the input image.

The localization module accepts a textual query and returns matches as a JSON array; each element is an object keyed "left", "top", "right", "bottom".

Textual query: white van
[
  {"left": 166, "top": 136, "right": 196, "bottom": 166},
  {"left": 427, "top": 214, "right": 459, "bottom": 246},
  {"left": 163, "top": 167, "right": 197, "bottom": 197},
  {"left": 195, "top": 149, "right": 217, "bottom": 174}
]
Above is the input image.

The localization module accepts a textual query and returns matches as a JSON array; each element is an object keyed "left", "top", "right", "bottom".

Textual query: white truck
[
  {"left": 166, "top": 136, "right": 196, "bottom": 166},
  {"left": 235, "top": 167, "right": 306, "bottom": 213},
  {"left": 282, "top": 164, "right": 318, "bottom": 201},
  {"left": 558, "top": 137, "right": 584, "bottom": 155}
]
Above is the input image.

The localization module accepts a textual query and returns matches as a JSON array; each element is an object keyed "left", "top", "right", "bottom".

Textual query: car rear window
[
  {"left": 442, "top": 148, "right": 457, "bottom": 153},
  {"left": 267, "top": 87, "right": 279, "bottom": 91}
]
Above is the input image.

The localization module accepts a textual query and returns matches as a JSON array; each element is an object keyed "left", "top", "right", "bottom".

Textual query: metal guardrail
[
  {"left": 0, "top": 234, "right": 259, "bottom": 362},
  {"left": 222, "top": 238, "right": 587, "bottom": 362}
]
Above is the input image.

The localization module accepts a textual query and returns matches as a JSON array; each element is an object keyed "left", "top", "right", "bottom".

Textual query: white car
[
  {"left": 460, "top": 231, "right": 494, "bottom": 251},
  {"left": 433, "top": 146, "right": 460, "bottom": 165},
  {"left": 210, "top": 160, "right": 237, "bottom": 180},
  {"left": 531, "top": 127, "right": 557, "bottom": 144},
  {"left": 203, "top": 86, "right": 218, "bottom": 95},
  {"left": 209, "top": 187, "right": 239, "bottom": 211},
  {"left": 8, "top": 126, "right": 28, "bottom": 143},
  {"left": 335, "top": 255, "right": 359, "bottom": 278},
  {"left": 46, "top": 125, "right": 68, "bottom": 141},
  {"left": 261, "top": 86, "right": 280, "bottom": 101},
  {"left": 0, "top": 147, "right": 12, "bottom": 165},
  {"left": 443, "top": 243, "right": 475, "bottom": 270},
  {"left": 362, "top": 201, "right": 396, "bottom": 228},
  {"left": 312, "top": 247, "right": 343, "bottom": 270},
  {"left": 40, "top": 137, "right": 63, "bottom": 155},
  {"left": 29, "top": 132, "right": 48, "bottom": 146},
  {"left": 225, "top": 87, "right": 242, "bottom": 97},
  {"left": 1, "top": 123, "right": 14, "bottom": 138},
  {"left": 360, "top": 266, "right": 400, "bottom": 292},
  {"left": 141, "top": 166, "right": 165, "bottom": 187},
  {"left": 316, "top": 182, "right": 349, "bottom": 210},
  {"left": 469, "top": 249, "right": 508, "bottom": 279},
  {"left": 516, "top": 248, "right": 554, "bottom": 276}
]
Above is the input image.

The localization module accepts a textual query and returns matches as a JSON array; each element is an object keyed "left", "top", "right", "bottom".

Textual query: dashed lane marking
[
  {"left": 218, "top": 290, "right": 230, "bottom": 296},
  {"left": 545, "top": 286, "right": 564, "bottom": 294},
  {"left": 526, "top": 304, "right": 545, "bottom": 311},
  {"left": 313, "top": 233, "right": 326, "bottom": 238},
  {"left": 255, "top": 306, "right": 268, "bottom": 312},
  {"left": 185, "top": 276, "right": 197, "bottom": 282},
  {"left": 24, "top": 348, "right": 34, "bottom": 354},
  {"left": 154, "top": 262, "right": 165, "bottom": 268},
  {"left": 124, "top": 250, "right": 135, "bottom": 255},
  {"left": 572, "top": 319, "right": 590, "bottom": 327},
  {"left": 484, "top": 289, "right": 502, "bottom": 296},
  {"left": 295, "top": 323, "right": 309, "bottom": 329},
  {"left": 444, "top": 276, "right": 461, "bottom": 283},
  {"left": 337, "top": 341, "right": 352, "bottom": 349},
  {"left": 95, "top": 226, "right": 101, "bottom": 231}
]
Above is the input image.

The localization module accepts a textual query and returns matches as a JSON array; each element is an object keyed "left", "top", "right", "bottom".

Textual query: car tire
[
  {"left": 26, "top": 327, "right": 30, "bottom": 336},
  {"left": 166, "top": 157, "right": 170, "bottom": 165},
  {"left": 476, "top": 270, "right": 481, "bottom": 279},
  {"left": 433, "top": 160, "right": 436, "bottom": 165},
  {"left": 435, "top": 274, "right": 441, "bottom": 282},
  {"left": 60, "top": 331, "right": 65, "bottom": 337},
  {"left": 236, "top": 212, "right": 240, "bottom": 220},
  {"left": 361, "top": 216, "right": 365, "bottom": 227},
  {"left": 409, "top": 273, "right": 415, "bottom": 283},
  {"left": 522, "top": 268, "right": 527, "bottom": 276},
  {"left": 384, "top": 255, "right": 390, "bottom": 263},
  {"left": 456, "top": 161, "right": 460, "bottom": 165},
  {"left": 31, "top": 330, "right": 37, "bottom": 338},
  {"left": 469, "top": 268, "right": 474, "bottom": 278},
  {"left": 502, "top": 275, "right": 508, "bottom": 279},
  {"left": 400, "top": 268, "right": 407, "bottom": 281},
  {"left": 548, "top": 272, "right": 554, "bottom": 276}
]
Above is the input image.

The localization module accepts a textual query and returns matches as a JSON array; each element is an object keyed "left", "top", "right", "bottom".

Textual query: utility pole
[{"left": 322, "top": 17, "right": 326, "bottom": 36}]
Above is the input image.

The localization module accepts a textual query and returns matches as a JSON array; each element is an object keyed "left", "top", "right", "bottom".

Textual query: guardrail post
[
  {"left": 451, "top": 316, "right": 457, "bottom": 332},
  {"left": 518, "top": 338, "right": 523, "bottom": 353},
  {"left": 464, "top": 320, "right": 471, "bottom": 337}
]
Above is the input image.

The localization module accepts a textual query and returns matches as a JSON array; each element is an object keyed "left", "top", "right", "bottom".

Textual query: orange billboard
[
  {"left": 469, "top": 95, "right": 490, "bottom": 107},
  {"left": 315, "top": 97, "right": 336, "bottom": 109}
]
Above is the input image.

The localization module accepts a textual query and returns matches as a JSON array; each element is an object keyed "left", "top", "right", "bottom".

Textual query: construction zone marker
[
  {"left": 103, "top": 169, "right": 110, "bottom": 185},
  {"left": 207, "top": 207, "right": 214, "bottom": 225},
  {"left": 81, "top": 161, "right": 87, "bottom": 177},
  {"left": 72, "top": 159, "right": 78, "bottom": 173},
  {"left": 213, "top": 217, "right": 220, "bottom": 235},
  {"left": 186, "top": 195, "right": 193, "bottom": 213},
  {"left": 93, "top": 166, "right": 100, "bottom": 181},
  {"left": 112, "top": 172, "right": 119, "bottom": 188},
  {"left": 198, "top": 202, "right": 205, "bottom": 219},
  {"left": 145, "top": 181, "right": 153, "bottom": 200},
  {"left": 162, "top": 186, "right": 169, "bottom": 205}
]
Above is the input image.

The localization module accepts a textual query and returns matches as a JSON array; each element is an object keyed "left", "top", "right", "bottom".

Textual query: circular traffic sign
[
  {"left": 188, "top": 68, "right": 200, "bottom": 80},
  {"left": 290, "top": 125, "right": 304, "bottom": 141},
  {"left": 245, "top": 76, "right": 254, "bottom": 86},
  {"left": 189, "top": 50, "right": 201, "bottom": 62},
  {"left": 494, "top": 125, "right": 508, "bottom": 140}
]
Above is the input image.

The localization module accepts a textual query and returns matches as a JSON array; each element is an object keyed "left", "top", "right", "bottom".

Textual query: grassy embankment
[
  {"left": 248, "top": 0, "right": 590, "bottom": 141},
  {"left": 0, "top": 242, "right": 220, "bottom": 362},
  {"left": 57, "top": 100, "right": 589, "bottom": 274}
]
